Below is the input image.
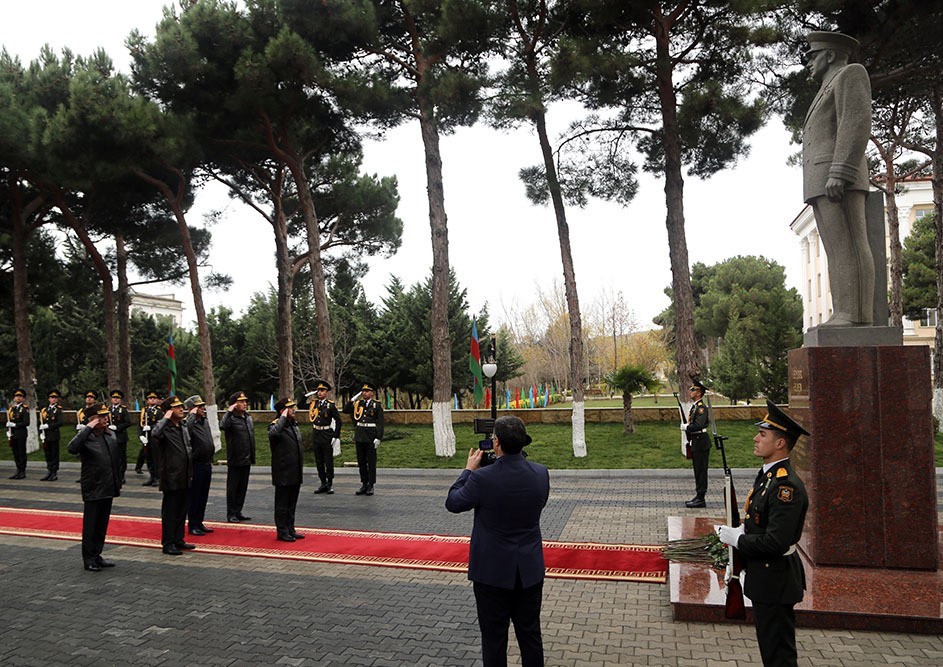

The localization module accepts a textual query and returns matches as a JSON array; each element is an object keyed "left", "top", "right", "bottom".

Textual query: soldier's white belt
[
  {"left": 312, "top": 425, "right": 333, "bottom": 430},
  {"left": 784, "top": 544, "right": 798, "bottom": 556},
  {"left": 689, "top": 430, "right": 706, "bottom": 434},
  {"left": 357, "top": 422, "right": 377, "bottom": 428}
]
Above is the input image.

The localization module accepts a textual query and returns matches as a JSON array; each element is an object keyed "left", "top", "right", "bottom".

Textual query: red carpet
[{"left": 0, "top": 507, "right": 667, "bottom": 583}]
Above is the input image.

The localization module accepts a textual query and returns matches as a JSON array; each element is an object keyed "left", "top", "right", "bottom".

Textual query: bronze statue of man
[{"left": 802, "top": 31, "right": 873, "bottom": 327}]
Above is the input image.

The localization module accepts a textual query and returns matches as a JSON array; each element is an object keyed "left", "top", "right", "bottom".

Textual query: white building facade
[
  {"left": 789, "top": 177, "right": 935, "bottom": 346},
  {"left": 129, "top": 289, "right": 185, "bottom": 328}
]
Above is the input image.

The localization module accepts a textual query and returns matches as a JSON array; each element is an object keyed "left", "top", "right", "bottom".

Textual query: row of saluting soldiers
[{"left": 6, "top": 380, "right": 385, "bottom": 564}]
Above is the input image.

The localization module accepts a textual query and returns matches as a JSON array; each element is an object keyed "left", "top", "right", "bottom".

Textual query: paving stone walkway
[{"left": 1, "top": 462, "right": 940, "bottom": 666}]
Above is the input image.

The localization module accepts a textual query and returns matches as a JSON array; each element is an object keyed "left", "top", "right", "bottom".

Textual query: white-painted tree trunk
[
  {"left": 571, "top": 400, "right": 587, "bottom": 457},
  {"left": 433, "top": 401, "right": 456, "bottom": 457},
  {"left": 26, "top": 420, "right": 40, "bottom": 454},
  {"left": 934, "top": 388, "right": 943, "bottom": 432},
  {"left": 206, "top": 404, "right": 223, "bottom": 452}
]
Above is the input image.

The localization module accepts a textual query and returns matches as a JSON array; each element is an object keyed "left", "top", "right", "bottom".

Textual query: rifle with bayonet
[
  {"left": 706, "top": 392, "right": 746, "bottom": 620},
  {"left": 670, "top": 380, "right": 693, "bottom": 460}
]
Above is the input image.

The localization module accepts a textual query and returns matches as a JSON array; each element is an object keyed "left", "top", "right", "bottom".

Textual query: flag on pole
[
  {"left": 485, "top": 387, "right": 491, "bottom": 409},
  {"left": 386, "top": 393, "right": 392, "bottom": 410},
  {"left": 454, "top": 393, "right": 459, "bottom": 409},
  {"left": 515, "top": 387, "right": 521, "bottom": 409},
  {"left": 530, "top": 385, "right": 536, "bottom": 409},
  {"left": 166, "top": 335, "right": 177, "bottom": 396},
  {"left": 506, "top": 388, "right": 511, "bottom": 410},
  {"left": 469, "top": 320, "right": 484, "bottom": 406},
  {"left": 544, "top": 383, "right": 550, "bottom": 407},
  {"left": 269, "top": 394, "right": 275, "bottom": 410}
]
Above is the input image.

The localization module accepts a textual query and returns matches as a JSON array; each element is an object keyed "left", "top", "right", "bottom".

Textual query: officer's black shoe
[
  {"left": 326, "top": 485, "right": 334, "bottom": 495},
  {"left": 134, "top": 468, "right": 143, "bottom": 475},
  {"left": 143, "top": 478, "right": 157, "bottom": 486},
  {"left": 176, "top": 542, "right": 196, "bottom": 550},
  {"left": 15, "top": 471, "right": 25, "bottom": 479},
  {"left": 189, "top": 528, "right": 206, "bottom": 536},
  {"left": 96, "top": 559, "right": 116, "bottom": 568},
  {"left": 8, "top": 473, "right": 19, "bottom": 480},
  {"left": 355, "top": 485, "right": 368, "bottom": 495},
  {"left": 48, "top": 473, "right": 58, "bottom": 481},
  {"left": 162, "top": 545, "right": 182, "bottom": 556},
  {"left": 290, "top": 532, "right": 305, "bottom": 540},
  {"left": 314, "top": 484, "right": 329, "bottom": 494},
  {"left": 236, "top": 514, "right": 252, "bottom": 522},
  {"left": 277, "top": 534, "right": 296, "bottom": 542},
  {"left": 84, "top": 562, "right": 102, "bottom": 572},
  {"left": 40, "top": 472, "right": 51, "bottom": 481},
  {"left": 365, "top": 484, "right": 374, "bottom": 496},
  {"left": 227, "top": 516, "right": 240, "bottom": 523},
  {"left": 199, "top": 526, "right": 214, "bottom": 533},
  {"left": 684, "top": 497, "right": 706, "bottom": 508}
]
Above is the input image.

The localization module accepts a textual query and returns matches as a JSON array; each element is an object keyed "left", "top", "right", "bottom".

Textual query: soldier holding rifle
[
  {"left": 718, "top": 400, "right": 809, "bottom": 667},
  {"left": 681, "top": 380, "right": 711, "bottom": 508}
]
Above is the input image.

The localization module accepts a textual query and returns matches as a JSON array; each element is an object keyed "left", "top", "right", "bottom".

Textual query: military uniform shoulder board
[
  {"left": 697, "top": 406, "right": 705, "bottom": 413},
  {"left": 776, "top": 467, "right": 789, "bottom": 478},
  {"left": 777, "top": 486, "right": 795, "bottom": 502}
]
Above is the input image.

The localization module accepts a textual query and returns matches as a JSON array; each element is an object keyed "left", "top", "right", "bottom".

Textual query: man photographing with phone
[{"left": 446, "top": 416, "right": 550, "bottom": 667}]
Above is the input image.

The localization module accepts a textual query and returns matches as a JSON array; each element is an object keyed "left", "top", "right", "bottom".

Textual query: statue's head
[{"left": 805, "top": 31, "right": 859, "bottom": 80}]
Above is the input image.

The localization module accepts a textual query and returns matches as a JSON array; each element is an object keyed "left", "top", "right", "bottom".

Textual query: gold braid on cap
[{"left": 763, "top": 413, "right": 789, "bottom": 432}]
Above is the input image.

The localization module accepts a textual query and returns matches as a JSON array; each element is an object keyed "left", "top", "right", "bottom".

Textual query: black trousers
[
  {"left": 226, "top": 465, "right": 250, "bottom": 518},
  {"left": 473, "top": 578, "right": 544, "bottom": 667},
  {"left": 188, "top": 462, "right": 213, "bottom": 530},
  {"left": 692, "top": 446, "right": 710, "bottom": 499},
  {"left": 161, "top": 488, "right": 190, "bottom": 547},
  {"left": 10, "top": 434, "right": 27, "bottom": 473},
  {"left": 44, "top": 436, "right": 60, "bottom": 472},
  {"left": 752, "top": 602, "right": 798, "bottom": 667},
  {"left": 116, "top": 440, "right": 127, "bottom": 476},
  {"left": 312, "top": 436, "right": 334, "bottom": 484},
  {"left": 82, "top": 497, "right": 113, "bottom": 565},
  {"left": 274, "top": 484, "right": 300, "bottom": 536},
  {"left": 355, "top": 441, "right": 376, "bottom": 485},
  {"left": 136, "top": 442, "right": 155, "bottom": 474}
]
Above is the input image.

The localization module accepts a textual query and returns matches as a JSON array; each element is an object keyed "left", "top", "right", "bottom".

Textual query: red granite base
[{"left": 668, "top": 516, "right": 943, "bottom": 634}]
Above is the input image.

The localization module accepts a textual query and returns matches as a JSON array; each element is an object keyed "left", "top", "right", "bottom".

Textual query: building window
[{"left": 920, "top": 308, "right": 938, "bottom": 327}]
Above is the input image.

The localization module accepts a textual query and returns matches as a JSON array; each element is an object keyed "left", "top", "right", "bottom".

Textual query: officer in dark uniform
[
  {"left": 7, "top": 388, "right": 30, "bottom": 479},
  {"left": 269, "top": 397, "right": 305, "bottom": 541},
  {"left": 76, "top": 390, "right": 98, "bottom": 429},
  {"left": 306, "top": 379, "right": 341, "bottom": 494},
  {"left": 39, "top": 389, "right": 65, "bottom": 481},
  {"left": 682, "top": 380, "right": 711, "bottom": 508},
  {"left": 67, "top": 402, "right": 122, "bottom": 571},
  {"left": 344, "top": 382, "right": 384, "bottom": 496},
  {"left": 718, "top": 400, "right": 809, "bottom": 667},
  {"left": 184, "top": 395, "right": 215, "bottom": 536},
  {"left": 109, "top": 389, "right": 131, "bottom": 484},
  {"left": 137, "top": 391, "right": 162, "bottom": 485},
  {"left": 151, "top": 395, "right": 195, "bottom": 556},
  {"left": 220, "top": 391, "right": 255, "bottom": 522}
]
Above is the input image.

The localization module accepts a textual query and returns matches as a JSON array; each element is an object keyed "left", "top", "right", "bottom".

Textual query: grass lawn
[{"left": 10, "top": 421, "right": 943, "bottom": 469}]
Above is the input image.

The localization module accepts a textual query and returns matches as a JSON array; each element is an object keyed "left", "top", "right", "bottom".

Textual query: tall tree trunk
[
  {"left": 533, "top": 108, "right": 587, "bottom": 457},
  {"left": 930, "top": 85, "right": 943, "bottom": 428},
  {"left": 653, "top": 13, "right": 701, "bottom": 384},
  {"left": 623, "top": 393, "right": 634, "bottom": 434},
  {"left": 273, "top": 207, "right": 295, "bottom": 398},
  {"left": 115, "top": 234, "right": 132, "bottom": 394},
  {"left": 417, "top": 95, "right": 456, "bottom": 457},
  {"left": 56, "top": 198, "right": 119, "bottom": 388},
  {"left": 131, "top": 167, "right": 216, "bottom": 404},
  {"left": 9, "top": 182, "right": 42, "bottom": 453}
]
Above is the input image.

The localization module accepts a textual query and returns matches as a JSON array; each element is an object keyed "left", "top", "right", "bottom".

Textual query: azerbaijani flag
[
  {"left": 166, "top": 334, "right": 177, "bottom": 396},
  {"left": 469, "top": 320, "right": 484, "bottom": 406}
]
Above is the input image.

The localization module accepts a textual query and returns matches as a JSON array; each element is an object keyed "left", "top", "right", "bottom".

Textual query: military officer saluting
[
  {"left": 109, "top": 390, "right": 131, "bottom": 484},
  {"left": 138, "top": 391, "right": 163, "bottom": 486},
  {"left": 718, "top": 400, "right": 810, "bottom": 667},
  {"left": 306, "top": 379, "right": 341, "bottom": 495},
  {"left": 344, "top": 381, "right": 384, "bottom": 496},
  {"left": 7, "top": 388, "right": 30, "bottom": 479},
  {"left": 39, "top": 389, "right": 65, "bottom": 481}
]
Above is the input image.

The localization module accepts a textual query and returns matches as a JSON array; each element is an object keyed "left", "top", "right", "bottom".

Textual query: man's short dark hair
[
  {"left": 770, "top": 428, "right": 798, "bottom": 451},
  {"left": 494, "top": 416, "right": 532, "bottom": 455}
]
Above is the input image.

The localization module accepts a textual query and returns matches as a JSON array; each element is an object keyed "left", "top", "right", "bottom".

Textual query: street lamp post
[{"left": 482, "top": 334, "right": 498, "bottom": 422}]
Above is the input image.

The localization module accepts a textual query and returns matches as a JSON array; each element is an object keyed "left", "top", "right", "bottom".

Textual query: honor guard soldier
[
  {"left": 682, "top": 380, "right": 711, "bottom": 508},
  {"left": 39, "top": 389, "right": 65, "bottom": 481},
  {"left": 137, "top": 391, "right": 162, "bottom": 485},
  {"left": 7, "top": 388, "right": 30, "bottom": 479},
  {"left": 344, "top": 382, "right": 384, "bottom": 496},
  {"left": 76, "top": 390, "right": 98, "bottom": 429},
  {"left": 718, "top": 400, "right": 810, "bottom": 667},
  {"left": 306, "top": 379, "right": 341, "bottom": 494},
  {"left": 109, "top": 390, "right": 131, "bottom": 484}
]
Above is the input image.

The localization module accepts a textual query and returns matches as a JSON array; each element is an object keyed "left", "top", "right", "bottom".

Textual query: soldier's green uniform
[
  {"left": 109, "top": 390, "right": 131, "bottom": 484},
  {"left": 7, "top": 388, "right": 30, "bottom": 479},
  {"left": 138, "top": 391, "right": 163, "bottom": 486},
  {"left": 39, "top": 389, "right": 64, "bottom": 481},
  {"left": 307, "top": 379, "right": 341, "bottom": 494}
]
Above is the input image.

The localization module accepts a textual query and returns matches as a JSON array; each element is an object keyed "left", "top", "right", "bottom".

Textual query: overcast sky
[{"left": 3, "top": 0, "right": 806, "bottom": 331}]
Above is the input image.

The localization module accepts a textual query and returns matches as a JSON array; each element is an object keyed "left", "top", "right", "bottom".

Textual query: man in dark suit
[
  {"left": 67, "top": 402, "right": 122, "bottom": 571},
  {"left": 151, "top": 396, "right": 195, "bottom": 556},
  {"left": 268, "top": 397, "right": 304, "bottom": 542},
  {"left": 39, "top": 389, "right": 64, "bottom": 481},
  {"left": 446, "top": 416, "right": 550, "bottom": 667},
  {"left": 220, "top": 391, "right": 255, "bottom": 522},
  {"left": 682, "top": 380, "right": 711, "bottom": 508},
  {"left": 306, "top": 379, "right": 341, "bottom": 494},
  {"left": 802, "top": 31, "right": 873, "bottom": 327},
  {"left": 718, "top": 400, "right": 810, "bottom": 667},
  {"left": 184, "top": 395, "right": 215, "bottom": 536},
  {"left": 344, "top": 382, "right": 384, "bottom": 496}
]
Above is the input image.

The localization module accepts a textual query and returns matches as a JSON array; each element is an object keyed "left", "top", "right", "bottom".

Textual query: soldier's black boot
[
  {"left": 355, "top": 484, "right": 368, "bottom": 495},
  {"left": 40, "top": 471, "right": 51, "bottom": 481},
  {"left": 47, "top": 471, "right": 58, "bottom": 481},
  {"left": 326, "top": 479, "right": 334, "bottom": 494}
]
